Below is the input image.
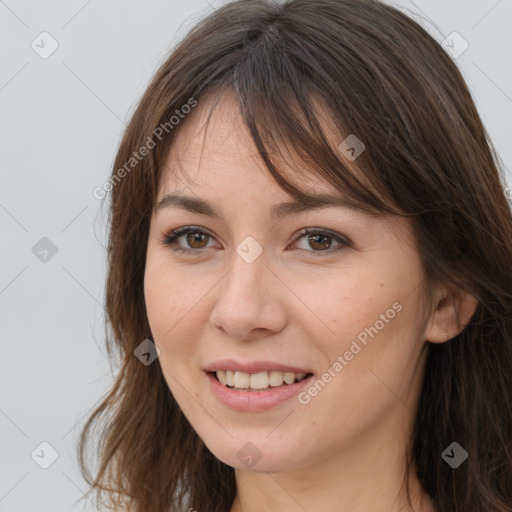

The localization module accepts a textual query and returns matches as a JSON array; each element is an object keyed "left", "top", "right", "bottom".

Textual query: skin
[{"left": 144, "top": 92, "right": 477, "bottom": 512}]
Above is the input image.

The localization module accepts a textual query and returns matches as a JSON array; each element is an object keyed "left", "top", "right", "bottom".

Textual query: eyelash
[{"left": 158, "top": 226, "right": 351, "bottom": 257}]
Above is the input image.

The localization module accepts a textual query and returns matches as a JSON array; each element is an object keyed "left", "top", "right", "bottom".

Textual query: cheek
[
  {"left": 143, "top": 260, "right": 204, "bottom": 412},
  {"left": 302, "top": 287, "right": 426, "bottom": 425},
  {"left": 289, "top": 266, "right": 403, "bottom": 352},
  {"left": 296, "top": 260, "right": 426, "bottom": 392},
  {"left": 144, "top": 246, "right": 207, "bottom": 331},
  {"left": 144, "top": 254, "right": 203, "bottom": 362}
]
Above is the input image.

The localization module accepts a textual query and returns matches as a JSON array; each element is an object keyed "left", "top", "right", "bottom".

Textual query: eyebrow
[{"left": 155, "top": 193, "right": 364, "bottom": 221}]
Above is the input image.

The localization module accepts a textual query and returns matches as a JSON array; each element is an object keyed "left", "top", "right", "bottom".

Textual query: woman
[{"left": 79, "top": 0, "right": 512, "bottom": 511}]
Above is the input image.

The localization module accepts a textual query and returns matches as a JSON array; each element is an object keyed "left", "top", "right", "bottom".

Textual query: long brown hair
[{"left": 78, "top": 0, "right": 512, "bottom": 510}]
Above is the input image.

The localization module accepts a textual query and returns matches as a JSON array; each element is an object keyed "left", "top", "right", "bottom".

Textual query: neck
[{"left": 229, "top": 468, "right": 435, "bottom": 512}]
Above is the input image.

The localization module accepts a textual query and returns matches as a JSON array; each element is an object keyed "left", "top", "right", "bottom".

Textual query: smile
[
  {"left": 205, "top": 370, "right": 315, "bottom": 411},
  {"left": 214, "top": 370, "right": 311, "bottom": 391}
]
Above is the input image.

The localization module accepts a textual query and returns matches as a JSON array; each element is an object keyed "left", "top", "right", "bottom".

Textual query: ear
[{"left": 424, "top": 282, "right": 479, "bottom": 343}]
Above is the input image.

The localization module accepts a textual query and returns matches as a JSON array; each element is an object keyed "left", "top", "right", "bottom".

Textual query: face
[{"left": 144, "top": 92, "right": 434, "bottom": 474}]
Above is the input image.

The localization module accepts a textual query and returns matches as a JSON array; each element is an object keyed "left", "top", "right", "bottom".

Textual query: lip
[
  {"left": 205, "top": 371, "right": 314, "bottom": 412},
  {"left": 203, "top": 359, "right": 314, "bottom": 374}
]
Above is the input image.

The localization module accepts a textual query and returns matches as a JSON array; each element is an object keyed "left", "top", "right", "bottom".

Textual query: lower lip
[{"left": 206, "top": 372, "right": 314, "bottom": 412}]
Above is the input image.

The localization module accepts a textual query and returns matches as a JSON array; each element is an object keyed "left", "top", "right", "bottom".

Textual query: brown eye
[
  {"left": 162, "top": 226, "right": 350, "bottom": 257},
  {"left": 186, "top": 231, "right": 210, "bottom": 249},
  {"left": 161, "top": 227, "right": 216, "bottom": 254},
  {"left": 307, "top": 233, "right": 332, "bottom": 251},
  {"left": 291, "top": 228, "right": 350, "bottom": 256}
]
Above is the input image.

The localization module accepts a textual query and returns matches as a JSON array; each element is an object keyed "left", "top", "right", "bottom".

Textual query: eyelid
[
  {"left": 288, "top": 227, "right": 351, "bottom": 256},
  {"left": 159, "top": 225, "right": 218, "bottom": 253},
  {"left": 159, "top": 225, "right": 351, "bottom": 255},
  {"left": 290, "top": 227, "right": 352, "bottom": 246}
]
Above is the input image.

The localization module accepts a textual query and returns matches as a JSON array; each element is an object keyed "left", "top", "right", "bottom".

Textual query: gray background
[{"left": 1, "top": 0, "right": 511, "bottom": 510}]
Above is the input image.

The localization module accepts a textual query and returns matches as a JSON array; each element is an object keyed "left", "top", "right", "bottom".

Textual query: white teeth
[
  {"left": 269, "top": 371, "right": 284, "bottom": 387},
  {"left": 214, "top": 370, "right": 309, "bottom": 389},
  {"left": 283, "top": 372, "right": 295, "bottom": 385},
  {"left": 249, "top": 372, "right": 269, "bottom": 389},
  {"left": 233, "top": 371, "right": 250, "bottom": 389}
]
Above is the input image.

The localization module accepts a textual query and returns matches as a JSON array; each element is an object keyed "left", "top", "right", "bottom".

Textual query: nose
[{"left": 209, "top": 248, "right": 288, "bottom": 340}]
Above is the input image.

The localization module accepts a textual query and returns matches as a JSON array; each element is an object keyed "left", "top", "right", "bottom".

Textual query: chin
[{"left": 200, "top": 431, "right": 308, "bottom": 473}]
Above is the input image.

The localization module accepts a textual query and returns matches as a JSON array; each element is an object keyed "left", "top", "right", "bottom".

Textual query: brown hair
[{"left": 78, "top": 0, "right": 512, "bottom": 510}]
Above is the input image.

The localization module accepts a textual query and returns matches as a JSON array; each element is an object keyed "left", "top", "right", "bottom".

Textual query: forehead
[
  {"left": 153, "top": 94, "right": 411, "bottom": 244},
  {"left": 159, "top": 91, "right": 353, "bottom": 197}
]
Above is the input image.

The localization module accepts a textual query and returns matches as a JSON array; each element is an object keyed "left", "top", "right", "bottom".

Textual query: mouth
[{"left": 208, "top": 370, "right": 313, "bottom": 391}]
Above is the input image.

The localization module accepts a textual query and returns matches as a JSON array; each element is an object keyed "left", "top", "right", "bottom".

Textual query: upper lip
[{"left": 204, "top": 359, "right": 314, "bottom": 375}]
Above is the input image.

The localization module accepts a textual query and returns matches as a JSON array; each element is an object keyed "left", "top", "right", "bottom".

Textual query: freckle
[{"left": 380, "top": 283, "right": 384, "bottom": 287}]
